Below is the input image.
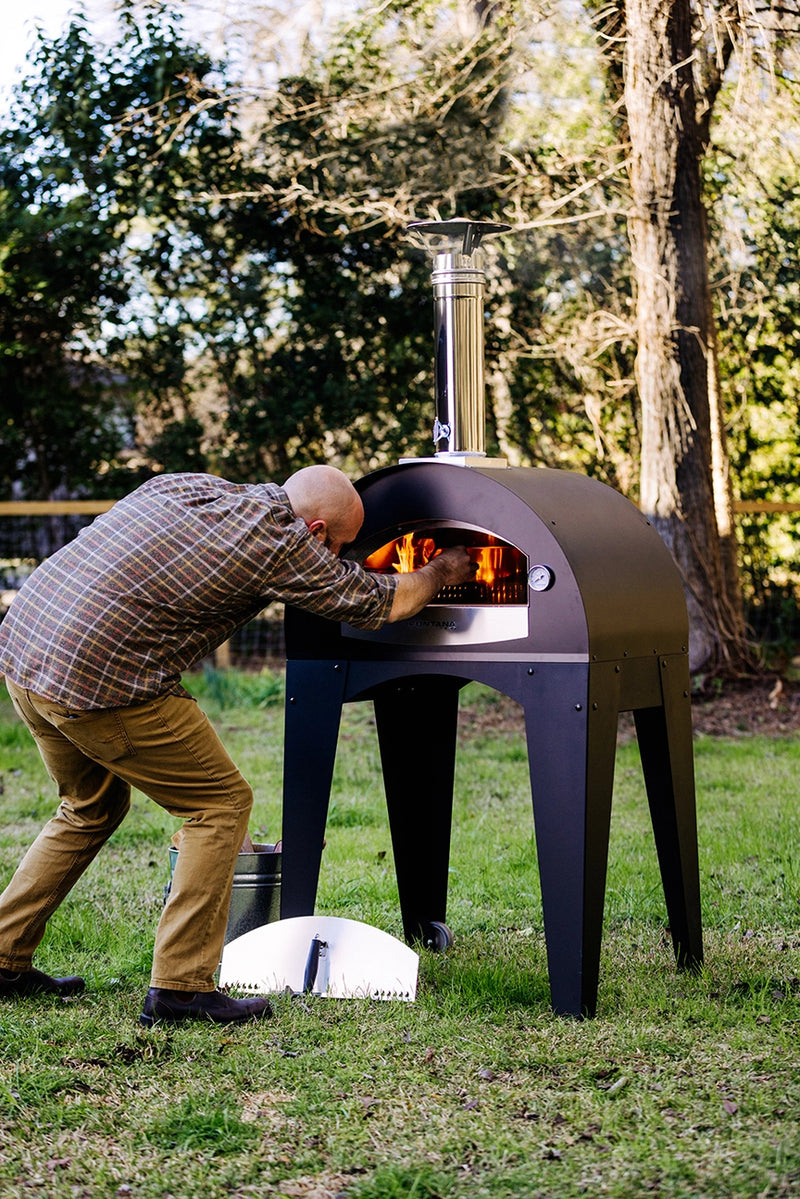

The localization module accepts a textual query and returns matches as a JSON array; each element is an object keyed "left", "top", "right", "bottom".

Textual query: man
[{"left": 0, "top": 466, "right": 472, "bottom": 1026}]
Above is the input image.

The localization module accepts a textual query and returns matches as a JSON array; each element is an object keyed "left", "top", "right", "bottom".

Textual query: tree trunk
[
  {"left": 623, "top": 0, "right": 746, "bottom": 671},
  {"left": 706, "top": 312, "right": 749, "bottom": 644}
]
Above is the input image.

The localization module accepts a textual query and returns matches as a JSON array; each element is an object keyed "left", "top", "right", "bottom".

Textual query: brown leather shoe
[
  {"left": 139, "top": 987, "right": 273, "bottom": 1027},
  {"left": 0, "top": 968, "right": 85, "bottom": 997}
]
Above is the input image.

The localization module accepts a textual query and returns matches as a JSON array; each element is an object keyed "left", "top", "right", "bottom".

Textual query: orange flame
[
  {"left": 366, "top": 533, "right": 513, "bottom": 581},
  {"left": 393, "top": 533, "right": 438, "bottom": 572},
  {"left": 474, "top": 545, "right": 504, "bottom": 585},
  {"left": 363, "top": 531, "right": 525, "bottom": 604}
]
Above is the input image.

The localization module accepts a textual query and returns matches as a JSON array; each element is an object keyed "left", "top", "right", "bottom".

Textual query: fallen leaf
[
  {"left": 723, "top": 1099, "right": 738, "bottom": 1115},
  {"left": 605, "top": 1076, "right": 629, "bottom": 1096}
]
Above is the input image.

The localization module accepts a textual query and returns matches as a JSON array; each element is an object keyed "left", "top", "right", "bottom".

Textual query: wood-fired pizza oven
[{"left": 278, "top": 222, "right": 703, "bottom": 1018}]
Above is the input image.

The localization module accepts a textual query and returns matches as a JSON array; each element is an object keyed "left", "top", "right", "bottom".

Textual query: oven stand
[{"left": 280, "top": 653, "right": 702, "bottom": 1018}]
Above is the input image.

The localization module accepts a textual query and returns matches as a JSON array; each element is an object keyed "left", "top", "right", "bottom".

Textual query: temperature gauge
[{"left": 528, "top": 565, "right": 554, "bottom": 593}]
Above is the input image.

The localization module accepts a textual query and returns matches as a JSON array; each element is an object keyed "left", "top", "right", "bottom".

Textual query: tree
[
  {"left": 0, "top": 177, "right": 129, "bottom": 499},
  {"left": 196, "top": 0, "right": 638, "bottom": 480},
  {"left": 585, "top": 0, "right": 800, "bottom": 670},
  {"left": 0, "top": 2, "right": 242, "bottom": 497},
  {"left": 3, "top": 1, "right": 636, "bottom": 490},
  {"left": 707, "top": 54, "right": 800, "bottom": 638},
  {"left": 621, "top": 0, "right": 738, "bottom": 668}
]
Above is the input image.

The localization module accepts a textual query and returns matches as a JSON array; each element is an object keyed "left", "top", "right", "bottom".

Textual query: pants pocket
[{"left": 48, "top": 707, "right": 137, "bottom": 763}]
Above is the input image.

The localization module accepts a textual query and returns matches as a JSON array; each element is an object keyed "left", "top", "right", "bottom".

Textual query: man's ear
[{"left": 306, "top": 519, "right": 327, "bottom": 543}]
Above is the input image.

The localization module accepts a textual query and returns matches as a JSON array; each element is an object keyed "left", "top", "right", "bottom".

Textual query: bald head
[{"left": 283, "top": 465, "right": 364, "bottom": 555}]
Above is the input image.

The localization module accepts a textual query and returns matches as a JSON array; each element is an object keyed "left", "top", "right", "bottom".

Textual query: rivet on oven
[
  {"left": 527, "top": 667, "right": 535, "bottom": 675},
  {"left": 592, "top": 702, "right": 599, "bottom": 710},
  {"left": 574, "top": 704, "right": 583, "bottom": 711}
]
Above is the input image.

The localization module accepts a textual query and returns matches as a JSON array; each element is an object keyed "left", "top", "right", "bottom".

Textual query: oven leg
[
  {"left": 523, "top": 662, "right": 620, "bottom": 1019},
  {"left": 373, "top": 676, "right": 461, "bottom": 947},
  {"left": 634, "top": 655, "right": 703, "bottom": 972},
  {"left": 280, "top": 660, "right": 347, "bottom": 919}
]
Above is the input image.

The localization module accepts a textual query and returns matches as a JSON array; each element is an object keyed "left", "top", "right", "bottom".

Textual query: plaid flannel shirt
[{"left": 0, "top": 473, "right": 396, "bottom": 710}]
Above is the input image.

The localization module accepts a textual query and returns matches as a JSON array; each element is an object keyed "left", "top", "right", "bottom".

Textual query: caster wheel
[{"left": 420, "top": 921, "right": 454, "bottom": 952}]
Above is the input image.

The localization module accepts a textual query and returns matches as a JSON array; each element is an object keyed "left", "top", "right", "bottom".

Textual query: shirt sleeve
[{"left": 264, "top": 509, "right": 398, "bottom": 630}]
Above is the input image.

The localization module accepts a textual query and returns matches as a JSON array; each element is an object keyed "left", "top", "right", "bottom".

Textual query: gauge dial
[{"left": 528, "top": 565, "right": 554, "bottom": 592}]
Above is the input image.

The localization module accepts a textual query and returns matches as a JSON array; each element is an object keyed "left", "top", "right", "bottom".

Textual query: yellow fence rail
[
  {"left": 1, "top": 499, "right": 799, "bottom": 516},
  {"left": 0, "top": 501, "right": 116, "bottom": 515}
]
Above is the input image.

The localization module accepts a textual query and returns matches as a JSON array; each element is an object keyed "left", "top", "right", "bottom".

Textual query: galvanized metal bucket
[{"left": 165, "top": 843, "right": 282, "bottom": 947}]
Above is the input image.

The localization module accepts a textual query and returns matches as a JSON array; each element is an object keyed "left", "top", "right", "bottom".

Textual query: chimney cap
[{"left": 408, "top": 219, "right": 510, "bottom": 257}]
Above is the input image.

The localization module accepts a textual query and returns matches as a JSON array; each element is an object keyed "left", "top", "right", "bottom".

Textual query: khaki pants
[{"left": 0, "top": 681, "right": 253, "bottom": 992}]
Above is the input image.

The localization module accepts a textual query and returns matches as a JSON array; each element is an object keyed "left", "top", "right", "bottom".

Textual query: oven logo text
[{"left": 409, "top": 617, "right": 457, "bottom": 631}]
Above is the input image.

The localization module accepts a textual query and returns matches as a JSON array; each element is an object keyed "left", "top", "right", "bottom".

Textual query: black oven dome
[{"left": 285, "top": 461, "right": 687, "bottom": 664}]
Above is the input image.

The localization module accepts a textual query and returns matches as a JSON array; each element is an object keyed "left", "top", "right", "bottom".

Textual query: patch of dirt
[
  {"left": 460, "top": 677, "right": 800, "bottom": 740},
  {"left": 689, "top": 676, "right": 800, "bottom": 738}
]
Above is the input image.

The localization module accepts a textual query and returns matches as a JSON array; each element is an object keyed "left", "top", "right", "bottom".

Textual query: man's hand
[
  {"left": 387, "top": 546, "right": 475, "bottom": 623},
  {"left": 427, "top": 546, "right": 475, "bottom": 586}
]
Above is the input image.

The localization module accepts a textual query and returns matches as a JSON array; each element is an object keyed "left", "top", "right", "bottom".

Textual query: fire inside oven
[{"left": 361, "top": 524, "right": 527, "bottom": 606}]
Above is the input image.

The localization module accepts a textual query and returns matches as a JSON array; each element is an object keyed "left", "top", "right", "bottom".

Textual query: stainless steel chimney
[{"left": 407, "top": 219, "right": 509, "bottom": 465}]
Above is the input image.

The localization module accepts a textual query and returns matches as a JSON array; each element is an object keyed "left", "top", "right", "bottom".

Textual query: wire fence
[{"left": 1, "top": 498, "right": 798, "bottom": 665}]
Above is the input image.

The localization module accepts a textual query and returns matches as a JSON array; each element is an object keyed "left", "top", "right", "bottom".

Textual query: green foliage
[
  {"left": 706, "top": 69, "right": 800, "bottom": 630},
  {"left": 0, "top": 3, "right": 242, "bottom": 497},
  {"left": 711, "top": 165, "right": 800, "bottom": 504},
  {"left": 189, "top": 665, "right": 285, "bottom": 712},
  {"left": 1, "top": 0, "right": 637, "bottom": 493},
  {"left": 223, "top": 0, "right": 635, "bottom": 480}
]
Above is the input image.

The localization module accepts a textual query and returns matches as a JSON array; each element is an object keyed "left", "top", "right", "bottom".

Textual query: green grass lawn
[{"left": 0, "top": 671, "right": 797, "bottom": 1198}]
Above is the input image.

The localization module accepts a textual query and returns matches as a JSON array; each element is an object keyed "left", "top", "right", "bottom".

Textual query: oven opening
[{"left": 361, "top": 526, "right": 528, "bottom": 606}]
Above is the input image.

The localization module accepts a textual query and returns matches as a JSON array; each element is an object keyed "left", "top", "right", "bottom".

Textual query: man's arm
[{"left": 386, "top": 547, "right": 474, "bottom": 623}]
